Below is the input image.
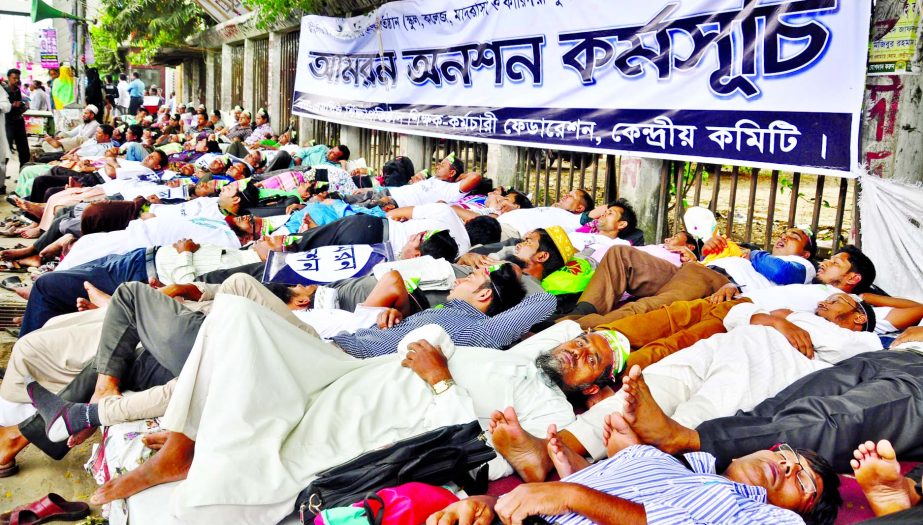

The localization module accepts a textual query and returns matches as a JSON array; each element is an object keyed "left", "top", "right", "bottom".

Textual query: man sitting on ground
[{"left": 41, "top": 105, "right": 101, "bottom": 153}]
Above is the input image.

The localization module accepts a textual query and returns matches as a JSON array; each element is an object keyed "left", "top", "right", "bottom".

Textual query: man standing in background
[
  {"left": 126, "top": 72, "right": 144, "bottom": 114},
  {"left": 3, "top": 68, "right": 30, "bottom": 174}
]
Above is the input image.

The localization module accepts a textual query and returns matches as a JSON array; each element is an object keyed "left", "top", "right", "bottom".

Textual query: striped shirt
[
  {"left": 332, "top": 292, "right": 557, "bottom": 358},
  {"left": 547, "top": 445, "right": 804, "bottom": 525}
]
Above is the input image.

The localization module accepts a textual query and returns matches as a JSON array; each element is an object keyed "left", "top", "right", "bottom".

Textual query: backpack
[{"left": 296, "top": 421, "right": 495, "bottom": 523}]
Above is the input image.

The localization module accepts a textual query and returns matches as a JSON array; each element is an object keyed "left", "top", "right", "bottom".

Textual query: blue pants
[{"left": 20, "top": 248, "right": 149, "bottom": 336}]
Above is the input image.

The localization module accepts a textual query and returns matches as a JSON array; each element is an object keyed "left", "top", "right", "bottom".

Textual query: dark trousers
[
  {"left": 127, "top": 96, "right": 144, "bottom": 115},
  {"left": 20, "top": 248, "right": 149, "bottom": 336},
  {"left": 696, "top": 351, "right": 923, "bottom": 472},
  {"left": 6, "top": 119, "right": 30, "bottom": 165},
  {"left": 226, "top": 141, "right": 248, "bottom": 158},
  {"left": 19, "top": 351, "right": 172, "bottom": 460},
  {"left": 28, "top": 169, "right": 101, "bottom": 202},
  {"left": 198, "top": 261, "right": 266, "bottom": 284},
  {"left": 95, "top": 281, "right": 206, "bottom": 378},
  {"left": 292, "top": 214, "right": 385, "bottom": 252}
]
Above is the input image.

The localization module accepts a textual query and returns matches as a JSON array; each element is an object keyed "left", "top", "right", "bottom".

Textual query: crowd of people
[{"left": 0, "top": 84, "right": 922, "bottom": 525}]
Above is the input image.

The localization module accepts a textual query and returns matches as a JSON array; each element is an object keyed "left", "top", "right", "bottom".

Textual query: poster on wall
[
  {"left": 38, "top": 29, "right": 59, "bottom": 69},
  {"left": 868, "top": 0, "right": 921, "bottom": 75},
  {"left": 293, "top": 0, "right": 873, "bottom": 176}
]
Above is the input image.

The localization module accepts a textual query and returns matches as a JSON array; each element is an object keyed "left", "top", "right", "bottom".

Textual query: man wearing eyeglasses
[{"left": 431, "top": 430, "right": 835, "bottom": 525}]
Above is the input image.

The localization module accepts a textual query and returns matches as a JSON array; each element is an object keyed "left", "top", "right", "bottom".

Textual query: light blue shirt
[
  {"left": 548, "top": 446, "right": 805, "bottom": 525},
  {"left": 127, "top": 79, "right": 145, "bottom": 98}
]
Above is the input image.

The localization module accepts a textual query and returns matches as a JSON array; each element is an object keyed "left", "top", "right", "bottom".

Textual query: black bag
[{"left": 296, "top": 421, "right": 495, "bottom": 523}]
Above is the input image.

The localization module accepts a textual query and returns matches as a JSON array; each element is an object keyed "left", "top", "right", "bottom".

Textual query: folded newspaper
[{"left": 372, "top": 256, "right": 456, "bottom": 291}]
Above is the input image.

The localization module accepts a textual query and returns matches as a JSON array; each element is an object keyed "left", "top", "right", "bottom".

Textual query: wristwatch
[{"left": 431, "top": 378, "right": 456, "bottom": 395}]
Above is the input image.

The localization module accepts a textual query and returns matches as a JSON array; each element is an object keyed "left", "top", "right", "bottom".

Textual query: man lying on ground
[
  {"left": 0, "top": 275, "right": 318, "bottom": 474},
  {"left": 431, "top": 412, "right": 838, "bottom": 525},
  {"left": 348, "top": 156, "right": 482, "bottom": 208},
  {"left": 83, "top": 301, "right": 625, "bottom": 523},
  {"left": 17, "top": 236, "right": 264, "bottom": 335},
  {"left": 566, "top": 235, "right": 854, "bottom": 330}
]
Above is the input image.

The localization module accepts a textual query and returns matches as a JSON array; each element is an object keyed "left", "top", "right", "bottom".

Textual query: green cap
[{"left": 595, "top": 330, "right": 631, "bottom": 379}]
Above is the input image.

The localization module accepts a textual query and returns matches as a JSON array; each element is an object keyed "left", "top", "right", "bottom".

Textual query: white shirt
[
  {"left": 387, "top": 202, "right": 471, "bottom": 256},
  {"left": 61, "top": 120, "right": 100, "bottom": 140},
  {"left": 388, "top": 178, "right": 467, "bottom": 207},
  {"left": 30, "top": 89, "right": 50, "bottom": 111},
  {"left": 116, "top": 80, "right": 130, "bottom": 107},
  {"left": 75, "top": 139, "right": 113, "bottom": 158},
  {"left": 150, "top": 197, "right": 223, "bottom": 221},
  {"left": 155, "top": 244, "right": 262, "bottom": 285},
  {"left": 499, "top": 207, "right": 583, "bottom": 237},
  {"left": 743, "top": 283, "right": 894, "bottom": 335},
  {"left": 59, "top": 216, "right": 240, "bottom": 271},
  {"left": 707, "top": 255, "right": 815, "bottom": 292}
]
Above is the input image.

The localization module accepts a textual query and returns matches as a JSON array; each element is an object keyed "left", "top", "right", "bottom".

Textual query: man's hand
[
  {"left": 146, "top": 194, "right": 162, "bottom": 204},
  {"left": 401, "top": 340, "right": 451, "bottom": 386},
  {"left": 165, "top": 179, "right": 182, "bottom": 188},
  {"left": 172, "top": 239, "right": 200, "bottom": 253},
  {"left": 708, "top": 283, "right": 740, "bottom": 304},
  {"left": 427, "top": 496, "right": 497, "bottom": 525},
  {"left": 286, "top": 202, "right": 305, "bottom": 215},
  {"left": 377, "top": 308, "right": 403, "bottom": 329},
  {"left": 159, "top": 283, "right": 203, "bottom": 302},
  {"left": 386, "top": 208, "right": 411, "bottom": 222},
  {"left": 495, "top": 483, "right": 577, "bottom": 525},
  {"left": 457, "top": 252, "right": 499, "bottom": 268},
  {"left": 588, "top": 204, "right": 608, "bottom": 220},
  {"left": 105, "top": 147, "right": 120, "bottom": 158},
  {"left": 752, "top": 313, "right": 814, "bottom": 358},
  {"left": 892, "top": 326, "right": 923, "bottom": 348},
  {"left": 666, "top": 245, "right": 698, "bottom": 264},
  {"left": 702, "top": 235, "right": 728, "bottom": 256}
]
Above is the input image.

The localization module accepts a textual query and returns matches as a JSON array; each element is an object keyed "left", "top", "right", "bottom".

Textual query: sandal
[
  {"left": 0, "top": 493, "right": 90, "bottom": 525},
  {"left": 0, "top": 261, "right": 28, "bottom": 273},
  {"left": 0, "top": 276, "right": 27, "bottom": 292},
  {"left": 0, "top": 460, "right": 17, "bottom": 478}
]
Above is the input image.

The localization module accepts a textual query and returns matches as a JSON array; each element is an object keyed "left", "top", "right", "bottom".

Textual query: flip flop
[
  {"left": 0, "top": 261, "right": 28, "bottom": 274},
  {"left": 0, "top": 461, "right": 17, "bottom": 478},
  {"left": 0, "top": 493, "right": 89, "bottom": 525},
  {"left": 0, "top": 276, "right": 27, "bottom": 292}
]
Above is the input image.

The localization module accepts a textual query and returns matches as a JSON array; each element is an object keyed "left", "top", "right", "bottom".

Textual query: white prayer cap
[{"left": 84, "top": 104, "right": 99, "bottom": 115}]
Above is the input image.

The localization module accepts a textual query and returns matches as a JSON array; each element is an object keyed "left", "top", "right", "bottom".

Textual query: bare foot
[
  {"left": 76, "top": 297, "right": 98, "bottom": 311},
  {"left": 546, "top": 424, "right": 588, "bottom": 478},
  {"left": 0, "top": 426, "right": 30, "bottom": 465},
  {"left": 83, "top": 282, "right": 112, "bottom": 308},
  {"left": 15, "top": 199, "right": 44, "bottom": 219},
  {"left": 68, "top": 427, "right": 98, "bottom": 448},
  {"left": 621, "top": 365, "right": 699, "bottom": 455},
  {"left": 142, "top": 431, "right": 169, "bottom": 451},
  {"left": 603, "top": 412, "right": 640, "bottom": 457},
  {"left": 14, "top": 285, "right": 31, "bottom": 300},
  {"left": 17, "top": 255, "right": 42, "bottom": 268},
  {"left": 488, "top": 406, "right": 552, "bottom": 482},
  {"left": 90, "top": 432, "right": 194, "bottom": 505},
  {"left": 851, "top": 440, "right": 917, "bottom": 516},
  {"left": 19, "top": 226, "right": 41, "bottom": 239},
  {"left": 0, "top": 246, "right": 36, "bottom": 261},
  {"left": 38, "top": 233, "right": 74, "bottom": 259},
  {"left": 89, "top": 375, "right": 121, "bottom": 404}
]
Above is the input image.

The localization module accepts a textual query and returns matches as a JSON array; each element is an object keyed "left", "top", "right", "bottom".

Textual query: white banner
[{"left": 293, "top": 0, "right": 872, "bottom": 175}]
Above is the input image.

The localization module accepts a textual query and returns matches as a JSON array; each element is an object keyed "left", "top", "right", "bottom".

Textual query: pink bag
[{"left": 314, "top": 482, "right": 459, "bottom": 525}]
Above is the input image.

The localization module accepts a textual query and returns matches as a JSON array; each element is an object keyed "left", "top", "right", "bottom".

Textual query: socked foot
[
  {"left": 90, "top": 432, "right": 194, "bottom": 505},
  {"left": 851, "top": 440, "right": 916, "bottom": 516},
  {"left": 546, "top": 424, "right": 588, "bottom": 478},
  {"left": 83, "top": 282, "right": 112, "bottom": 308},
  {"left": 621, "top": 365, "right": 699, "bottom": 455},
  {"left": 488, "top": 407, "right": 552, "bottom": 482}
]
